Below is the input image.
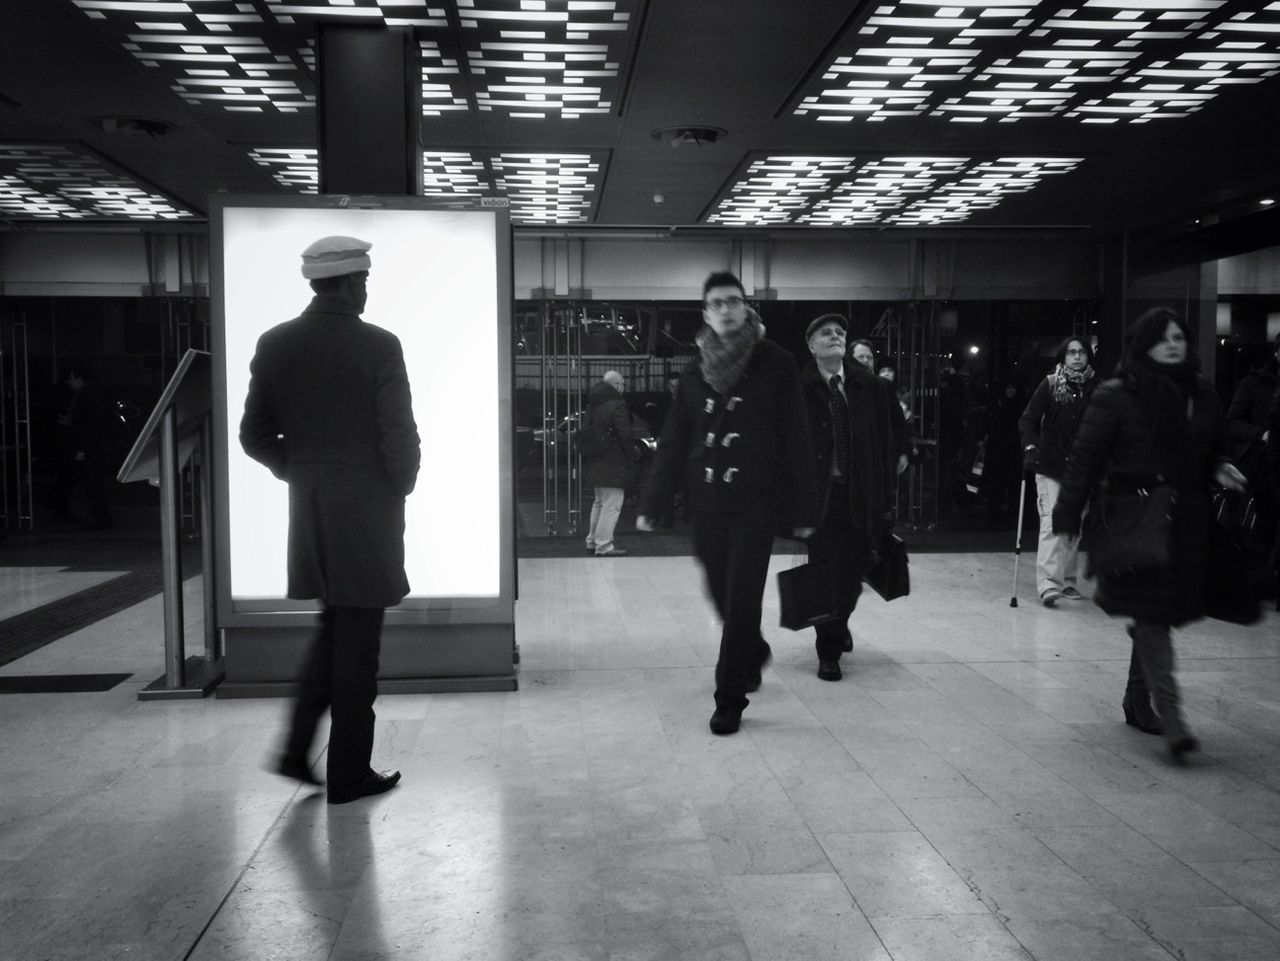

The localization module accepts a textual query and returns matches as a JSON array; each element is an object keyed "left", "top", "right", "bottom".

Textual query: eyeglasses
[{"left": 704, "top": 296, "right": 745, "bottom": 312}]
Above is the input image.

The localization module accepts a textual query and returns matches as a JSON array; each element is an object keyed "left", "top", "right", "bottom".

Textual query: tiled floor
[{"left": 2, "top": 551, "right": 1279, "bottom": 960}]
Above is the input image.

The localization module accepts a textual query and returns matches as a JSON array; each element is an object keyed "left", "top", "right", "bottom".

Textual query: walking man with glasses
[{"left": 637, "top": 271, "right": 818, "bottom": 735}]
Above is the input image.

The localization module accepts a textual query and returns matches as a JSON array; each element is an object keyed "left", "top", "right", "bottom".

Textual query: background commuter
[
  {"left": 240, "top": 235, "right": 421, "bottom": 803},
  {"left": 800, "top": 314, "right": 896, "bottom": 681},
  {"left": 47, "top": 365, "right": 114, "bottom": 530},
  {"left": 637, "top": 271, "right": 818, "bottom": 735},
  {"left": 1018, "top": 336, "right": 1099, "bottom": 606},
  {"left": 1052, "top": 308, "right": 1245, "bottom": 760},
  {"left": 583, "top": 369, "right": 633, "bottom": 557}
]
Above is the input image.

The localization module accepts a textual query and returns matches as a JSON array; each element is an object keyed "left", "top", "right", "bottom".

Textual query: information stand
[{"left": 117, "top": 349, "right": 223, "bottom": 700}]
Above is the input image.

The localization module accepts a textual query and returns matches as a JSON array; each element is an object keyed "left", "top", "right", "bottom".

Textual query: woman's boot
[
  {"left": 1131, "top": 622, "right": 1199, "bottom": 760},
  {"left": 1122, "top": 642, "right": 1164, "bottom": 735}
]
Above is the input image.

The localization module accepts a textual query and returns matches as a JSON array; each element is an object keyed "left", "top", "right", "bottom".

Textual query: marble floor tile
[
  {"left": 870, "top": 913, "right": 1033, "bottom": 961},
  {"left": 723, "top": 874, "right": 891, "bottom": 961},
  {"left": 2, "top": 552, "right": 1278, "bottom": 961}
]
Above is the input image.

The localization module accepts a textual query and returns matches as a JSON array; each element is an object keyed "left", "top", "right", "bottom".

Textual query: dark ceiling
[{"left": 1, "top": 0, "right": 1278, "bottom": 259}]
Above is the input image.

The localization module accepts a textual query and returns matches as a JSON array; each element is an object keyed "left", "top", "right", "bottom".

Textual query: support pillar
[{"left": 317, "top": 25, "right": 421, "bottom": 195}]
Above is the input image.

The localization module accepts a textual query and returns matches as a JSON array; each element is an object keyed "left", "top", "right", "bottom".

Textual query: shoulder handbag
[
  {"left": 865, "top": 530, "right": 910, "bottom": 602},
  {"left": 1082, "top": 482, "right": 1175, "bottom": 578}
]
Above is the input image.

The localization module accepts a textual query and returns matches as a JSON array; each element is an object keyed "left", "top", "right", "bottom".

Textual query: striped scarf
[{"left": 1049, "top": 362, "right": 1095, "bottom": 404}]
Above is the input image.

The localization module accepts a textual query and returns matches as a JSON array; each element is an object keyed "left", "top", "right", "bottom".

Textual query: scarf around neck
[
  {"left": 697, "top": 309, "right": 764, "bottom": 395},
  {"left": 1049, "top": 362, "right": 1095, "bottom": 404}
]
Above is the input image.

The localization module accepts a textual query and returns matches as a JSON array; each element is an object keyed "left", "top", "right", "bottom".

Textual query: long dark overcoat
[
  {"left": 640, "top": 339, "right": 819, "bottom": 531},
  {"left": 800, "top": 359, "right": 896, "bottom": 535},
  {"left": 1051, "top": 372, "right": 1231, "bottom": 627},
  {"left": 583, "top": 379, "right": 634, "bottom": 489},
  {"left": 240, "top": 294, "right": 421, "bottom": 608}
]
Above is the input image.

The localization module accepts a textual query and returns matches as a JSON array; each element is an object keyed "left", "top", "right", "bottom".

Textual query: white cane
[{"left": 1010, "top": 473, "right": 1029, "bottom": 607}]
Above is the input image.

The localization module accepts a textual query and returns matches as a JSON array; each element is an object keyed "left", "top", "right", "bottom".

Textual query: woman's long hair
[{"left": 1116, "top": 307, "right": 1198, "bottom": 475}]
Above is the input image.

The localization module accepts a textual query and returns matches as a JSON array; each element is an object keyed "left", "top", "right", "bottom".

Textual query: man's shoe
[
  {"left": 276, "top": 755, "right": 323, "bottom": 786},
  {"left": 709, "top": 708, "right": 741, "bottom": 735},
  {"left": 1122, "top": 692, "right": 1164, "bottom": 736},
  {"left": 327, "top": 769, "right": 401, "bottom": 804},
  {"left": 1061, "top": 586, "right": 1085, "bottom": 600},
  {"left": 817, "top": 659, "right": 842, "bottom": 682},
  {"left": 585, "top": 545, "right": 596, "bottom": 554},
  {"left": 1041, "top": 588, "right": 1064, "bottom": 608},
  {"left": 1168, "top": 735, "right": 1200, "bottom": 762},
  {"left": 596, "top": 546, "right": 628, "bottom": 557}
]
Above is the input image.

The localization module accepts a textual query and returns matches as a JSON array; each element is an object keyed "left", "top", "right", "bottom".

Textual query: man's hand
[
  {"left": 1214, "top": 462, "right": 1247, "bottom": 492},
  {"left": 636, "top": 515, "right": 656, "bottom": 532},
  {"left": 897, "top": 453, "right": 908, "bottom": 475},
  {"left": 791, "top": 526, "right": 816, "bottom": 540}
]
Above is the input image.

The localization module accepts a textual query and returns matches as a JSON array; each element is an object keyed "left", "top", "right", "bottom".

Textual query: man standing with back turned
[{"left": 240, "top": 235, "right": 421, "bottom": 804}]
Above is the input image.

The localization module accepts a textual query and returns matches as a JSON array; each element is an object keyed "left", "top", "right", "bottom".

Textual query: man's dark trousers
[
  {"left": 807, "top": 484, "right": 869, "bottom": 662},
  {"left": 284, "top": 605, "right": 384, "bottom": 789},
  {"left": 691, "top": 512, "right": 774, "bottom": 713}
]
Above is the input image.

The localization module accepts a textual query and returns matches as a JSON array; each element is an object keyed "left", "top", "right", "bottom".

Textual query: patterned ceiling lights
[
  {"left": 707, "top": 155, "right": 1083, "bottom": 226},
  {"left": 69, "top": 0, "right": 637, "bottom": 119},
  {"left": 0, "top": 143, "right": 197, "bottom": 220},
  {"left": 249, "top": 147, "right": 604, "bottom": 223},
  {"left": 795, "top": 0, "right": 1280, "bottom": 124}
]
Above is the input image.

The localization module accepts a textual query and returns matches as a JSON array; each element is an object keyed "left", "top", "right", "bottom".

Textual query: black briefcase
[
  {"left": 777, "top": 561, "right": 842, "bottom": 630},
  {"left": 865, "top": 531, "right": 910, "bottom": 602}
]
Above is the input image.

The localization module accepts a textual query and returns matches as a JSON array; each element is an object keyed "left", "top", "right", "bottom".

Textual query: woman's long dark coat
[
  {"left": 240, "top": 294, "right": 421, "bottom": 608},
  {"left": 1052, "top": 373, "right": 1232, "bottom": 627}
]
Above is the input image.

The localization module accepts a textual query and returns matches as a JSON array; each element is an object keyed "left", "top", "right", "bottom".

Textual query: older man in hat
[
  {"left": 240, "top": 235, "right": 420, "bottom": 804},
  {"left": 800, "top": 314, "right": 901, "bottom": 681}
]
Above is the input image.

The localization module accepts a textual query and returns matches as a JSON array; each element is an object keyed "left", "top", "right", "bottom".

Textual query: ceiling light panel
[
  {"left": 69, "top": 1, "right": 639, "bottom": 119},
  {"left": 795, "top": 0, "right": 1280, "bottom": 124},
  {"left": 0, "top": 143, "right": 198, "bottom": 220},
  {"left": 70, "top": 0, "right": 317, "bottom": 113},
  {"left": 461, "top": 1, "right": 635, "bottom": 118},
  {"left": 707, "top": 154, "right": 1081, "bottom": 226},
  {"left": 247, "top": 146, "right": 604, "bottom": 223}
]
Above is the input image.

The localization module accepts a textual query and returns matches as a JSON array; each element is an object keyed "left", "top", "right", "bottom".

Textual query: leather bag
[
  {"left": 777, "top": 561, "right": 842, "bottom": 630},
  {"left": 1083, "top": 483, "right": 1175, "bottom": 578},
  {"left": 1206, "top": 487, "right": 1276, "bottom": 626},
  {"left": 865, "top": 531, "right": 910, "bottom": 602}
]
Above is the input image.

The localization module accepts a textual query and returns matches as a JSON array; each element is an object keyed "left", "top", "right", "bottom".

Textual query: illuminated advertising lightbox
[{"left": 212, "top": 199, "right": 512, "bottom": 613}]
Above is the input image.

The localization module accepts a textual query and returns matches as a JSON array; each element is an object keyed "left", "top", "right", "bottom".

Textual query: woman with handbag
[{"left": 1051, "top": 308, "right": 1246, "bottom": 761}]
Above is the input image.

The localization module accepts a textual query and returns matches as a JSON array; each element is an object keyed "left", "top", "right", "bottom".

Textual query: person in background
[
  {"left": 47, "top": 366, "right": 114, "bottom": 530},
  {"left": 637, "top": 271, "right": 818, "bottom": 736},
  {"left": 985, "top": 377, "right": 1028, "bottom": 521},
  {"left": 241, "top": 235, "right": 420, "bottom": 804},
  {"left": 850, "top": 339, "right": 876, "bottom": 373},
  {"left": 1052, "top": 308, "right": 1245, "bottom": 760},
  {"left": 876, "top": 362, "right": 896, "bottom": 383},
  {"left": 583, "top": 369, "right": 633, "bottom": 557},
  {"left": 1019, "top": 337, "right": 1098, "bottom": 607},
  {"left": 799, "top": 314, "right": 897, "bottom": 681}
]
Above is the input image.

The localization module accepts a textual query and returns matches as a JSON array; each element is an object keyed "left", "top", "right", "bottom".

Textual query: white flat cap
[{"left": 300, "top": 235, "right": 372, "bottom": 279}]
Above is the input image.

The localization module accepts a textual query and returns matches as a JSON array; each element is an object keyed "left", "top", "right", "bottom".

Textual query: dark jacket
[
  {"left": 1226, "top": 359, "right": 1278, "bottom": 452},
  {"left": 583, "top": 379, "right": 634, "bottom": 489},
  {"left": 800, "top": 360, "right": 896, "bottom": 533},
  {"left": 640, "top": 338, "right": 819, "bottom": 530},
  {"left": 240, "top": 294, "right": 421, "bottom": 608},
  {"left": 1018, "top": 373, "right": 1098, "bottom": 479},
  {"left": 1051, "top": 372, "right": 1232, "bottom": 627}
]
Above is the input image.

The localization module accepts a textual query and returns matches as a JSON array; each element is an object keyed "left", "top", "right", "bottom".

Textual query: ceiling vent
[{"left": 650, "top": 125, "right": 726, "bottom": 148}]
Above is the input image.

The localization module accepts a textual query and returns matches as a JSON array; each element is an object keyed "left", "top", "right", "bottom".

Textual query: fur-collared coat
[{"left": 240, "top": 294, "right": 421, "bottom": 608}]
